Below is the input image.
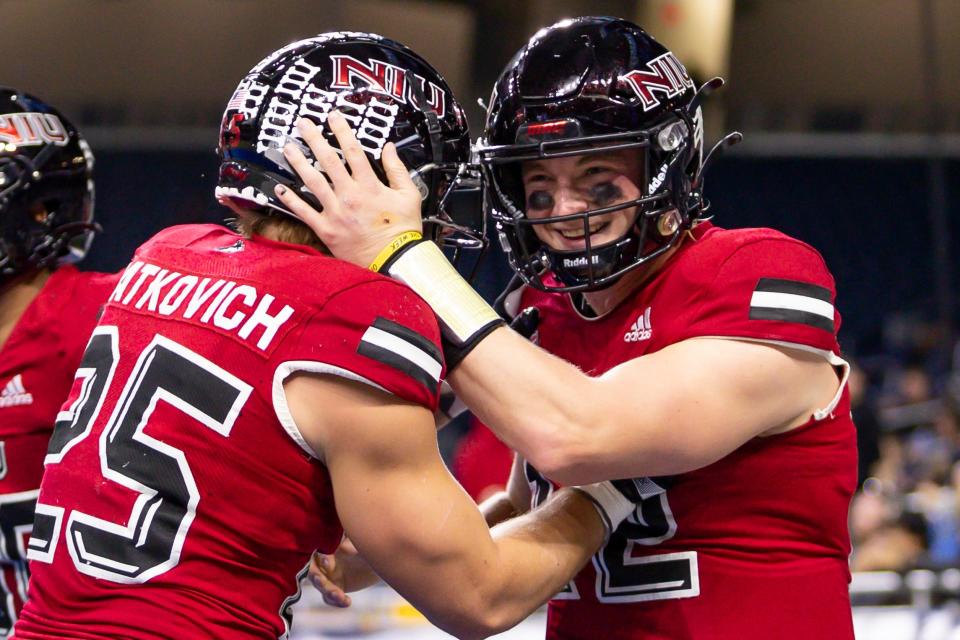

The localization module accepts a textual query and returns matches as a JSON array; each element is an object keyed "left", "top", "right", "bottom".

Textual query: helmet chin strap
[{"left": 406, "top": 69, "right": 445, "bottom": 225}]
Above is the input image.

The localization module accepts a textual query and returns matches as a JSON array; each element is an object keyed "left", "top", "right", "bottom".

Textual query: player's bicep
[
  {"left": 593, "top": 337, "right": 840, "bottom": 476},
  {"left": 286, "top": 374, "right": 496, "bottom": 612}
]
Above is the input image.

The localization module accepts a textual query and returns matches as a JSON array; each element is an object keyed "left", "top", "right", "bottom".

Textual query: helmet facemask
[
  {"left": 480, "top": 106, "right": 704, "bottom": 293},
  {"left": 477, "top": 16, "right": 740, "bottom": 293}
]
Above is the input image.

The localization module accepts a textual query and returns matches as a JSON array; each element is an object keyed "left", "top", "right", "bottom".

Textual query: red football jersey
[
  {"left": 452, "top": 416, "right": 513, "bottom": 502},
  {"left": 0, "top": 266, "right": 118, "bottom": 635},
  {"left": 14, "top": 225, "right": 444, "bottom": 640},
  {"left": 517, "top": 223, "right": 857, "bottom": 640}
]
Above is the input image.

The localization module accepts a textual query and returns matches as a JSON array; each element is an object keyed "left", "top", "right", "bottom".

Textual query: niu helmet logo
[
  {"left": 0, "top": 113, "right": 69, "bottom": 147},
  {"left": 624, "top": 307, "right": 653, "bottom": 342},
  {"left": 621, "top": 52, "right": 694, "bottom": 112},
  {"left": 330, "top": 55, "right": 446, "bottom": 117}
]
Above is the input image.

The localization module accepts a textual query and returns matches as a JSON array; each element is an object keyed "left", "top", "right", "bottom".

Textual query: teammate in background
[
  {"left": 278, "top": 18, "right": 858, "bottom": 640},
  {"left": 0, "top": 88, "right": 118, "bottom": 638},
  {"left": 13, "top": 33, "right": 642, "bottom": 640}
]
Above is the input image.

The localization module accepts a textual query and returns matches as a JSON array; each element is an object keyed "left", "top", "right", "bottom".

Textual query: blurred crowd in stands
[{"left": 849, "top": 315, "right": 960, "bottom": 575}]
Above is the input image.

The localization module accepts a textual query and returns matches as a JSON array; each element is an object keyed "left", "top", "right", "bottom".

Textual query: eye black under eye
[
  {"left": 588, "top": 182, "right": 622, "bottom": 206},
  {"left": 527, "top": 191, "right": 555, "bottom": 210}
]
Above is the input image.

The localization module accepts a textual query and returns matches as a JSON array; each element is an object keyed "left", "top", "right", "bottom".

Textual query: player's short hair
[{"left": 232, "top": 212, "right": 328, "bottom": 254}]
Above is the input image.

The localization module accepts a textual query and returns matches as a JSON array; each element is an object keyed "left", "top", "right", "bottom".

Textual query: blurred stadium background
[{"left": 3, "top": 0, "right": 960, "bottom": 637}]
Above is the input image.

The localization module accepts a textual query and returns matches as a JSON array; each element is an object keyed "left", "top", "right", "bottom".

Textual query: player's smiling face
[{"left": 520, "top": 150, "right": 643, "bottom": 251}]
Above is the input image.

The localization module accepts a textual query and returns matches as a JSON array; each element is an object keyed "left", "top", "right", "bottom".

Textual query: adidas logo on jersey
[
  {"left": 624, "top": 307, "right": 653, "bottom": 342},
  {"left": 0, "top": 374, "right": 33, "bottom": 407}
]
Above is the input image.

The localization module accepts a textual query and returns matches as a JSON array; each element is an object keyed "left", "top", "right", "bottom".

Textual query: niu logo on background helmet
[
  {"left": 0, "top": 113, "right": 70, "bottom": 147},
  {"left": 0, "top": 87, "right": 97, "bottom": 289}
]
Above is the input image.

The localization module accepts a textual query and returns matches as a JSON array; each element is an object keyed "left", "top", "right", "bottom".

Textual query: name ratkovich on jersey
[
  {"left": 14, "top": 225, "right": 444, "bottom": 640},
  {"left": 519, "top": 222, "right": 856, "bottom": 640},
  {"left": 0, "top": 266, "right": 119, "bottom": 635}
]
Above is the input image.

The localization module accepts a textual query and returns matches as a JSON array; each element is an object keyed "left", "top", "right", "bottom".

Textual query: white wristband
[
  {"left": 386, "top": 241, "right": 501, "bottom": 345},
  {"left": 573, "top": 481, "right": 636, "bottom": 537}
]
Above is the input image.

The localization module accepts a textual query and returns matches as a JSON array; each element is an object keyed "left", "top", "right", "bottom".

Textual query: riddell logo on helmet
[
  {"left": 0, "top": 113, "right": 69, "bottom": 147},
  {"left": 562, "top": 255, "right": 600, "bottom": 268},
  {"left": 647, "top": 162, "right": 669, "bottom": 194},
  {"left": 331, "top": 55, "right": 446, "bottom": 117},
  {"left": 620, "top": 52, "right": 694, "bottom": 112}
]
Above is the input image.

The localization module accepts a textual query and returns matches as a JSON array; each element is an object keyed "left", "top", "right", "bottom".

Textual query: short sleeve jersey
[
  {"left": 519, "top": 223, "right": 857, "bottom": 640},
  {"left": 0, "top": 267, "right": 119, "bottom": 634},
  {"left": 0, "top": 267, "right": 118, "bottom": 441},
  {"left": 13, "top": 225, "right": 444, "bottom": 640}
]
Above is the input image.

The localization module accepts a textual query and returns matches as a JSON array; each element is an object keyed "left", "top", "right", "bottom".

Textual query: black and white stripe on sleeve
[
  {"left": 749, "top": 278, "right": 835, "bottom": 332},
  {"left": 357, "top": 317, "right": 443, "bottom": 394}
]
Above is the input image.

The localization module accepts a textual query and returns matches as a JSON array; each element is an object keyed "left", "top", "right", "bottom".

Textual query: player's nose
[{"left": 551, "top": 186, "right": 590, "bottom": 217}]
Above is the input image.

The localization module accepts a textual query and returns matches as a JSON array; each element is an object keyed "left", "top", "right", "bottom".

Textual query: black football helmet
[
  {"left": 216, "top": 31, "right": 483, "bottom": 250},
  {"left": 0, "top": 87, "right": 97, "bottom": 290},
  {"left": 477, "top": 16, "right": 740, "bottom": 292}
]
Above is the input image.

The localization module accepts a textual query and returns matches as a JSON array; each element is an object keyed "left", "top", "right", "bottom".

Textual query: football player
[
  {"left": 277, "top": 18, "right": 858, "bottom": 640},
  {"left": 12, "top": 33, "right": 643, "bottom": 640},
  {"left": 0, "top": 88, "right": 119, "bottom": 637}
]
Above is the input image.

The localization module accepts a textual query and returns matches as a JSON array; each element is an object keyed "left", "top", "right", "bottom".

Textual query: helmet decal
[
  {"left": 216, "top": 32, "right": 484, "bottom": 253},
  {"left": 330, "top": 56, "right": 447, "bottom": 117},
  {"left": 0, "top": 113, "right": 70, "bottom": 147},
  {"left": 620, "top": 52, "right": 695, "bottom": 112}
]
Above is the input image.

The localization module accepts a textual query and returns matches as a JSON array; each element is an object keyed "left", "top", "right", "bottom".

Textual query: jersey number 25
[{"left": 28, "top": 326, "right": 251, "bottom": 584}]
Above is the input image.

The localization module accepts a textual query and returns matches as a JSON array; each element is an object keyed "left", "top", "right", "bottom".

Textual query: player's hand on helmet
[
  {"left": 309, "top": 537, "right": 380, "bottom": 607},
  {"left": 275, "top": 113, "right": 423, "bottom": 269}
]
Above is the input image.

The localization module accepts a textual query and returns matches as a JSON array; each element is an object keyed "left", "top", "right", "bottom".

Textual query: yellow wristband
[
  {"left": 387, "top": 241, "right": 501, "bottom": 344},
  {"left": 368, "top": 231, "right": 423, "bottom": 272}
]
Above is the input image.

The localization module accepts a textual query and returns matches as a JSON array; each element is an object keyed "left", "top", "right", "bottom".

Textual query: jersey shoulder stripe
[
  {"left": 357, "top": 317, "right": 443, "bottom": 394},
  {"left": 749, "top": 277, "right": 834, "bottom": 332}
]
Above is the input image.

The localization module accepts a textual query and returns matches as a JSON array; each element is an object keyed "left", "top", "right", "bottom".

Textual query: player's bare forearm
[
  {"left": 449, "top": 327, "right": 602, "bottom": 483},
  {"left": 309, "top": 545, "right": 380, "bottom": 608},
  {"left": 479, "top": 491, "right": 520, "bottom": 527},
  {"left": 450, "top": 326, "right": 844, "bottom": 483},
  {"left": 337, "top": 551, "right": 380, "bottom": 593},
  {"left": 480, "top": 452, "right": 531, "bottom": 529},
  {"left": 337, "top": 461, "right": 607, "bottom": 638},
  {"left": 295, "top": 373, "right": 611, "bottom": 639},
  {"left": 480, "top": 488, "right": 605, "bottom": 628}
]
